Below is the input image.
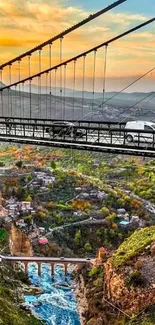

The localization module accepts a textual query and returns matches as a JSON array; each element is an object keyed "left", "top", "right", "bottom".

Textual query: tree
[
  {"left": 74, "top": 230, "right": 81, "bottom": 244},
  {"left": 84, "top": 242, "right": 92, "bottom": 253},
  {"left": 72, "top": 200, "right": 91, "bottom": 211},
  {"left": 16, "top": 160, "right": 23, "bottom": 169},
  {"left": 47, "top": 201, "right": 55, "bottom": 209},
  {"left": 25, "top": 195, "right": 32, "bottom": 202},
  {"left": 100, "top": 207, "right": 109, "bottom": 217},
  {"left": 24, "top": 215, "right": 33, "bottom": 225},
  {"left": 50, "top": 161, "right": 56, "bottom": 170},
  {"left": 27, "top": 175, "right": 33, "bottom": 182},
  {"left": 16, "top": 187, "right": 26, "bottom": 200},
  {"left": 36, "top": 210, "right": 48, "bottom": 222}
]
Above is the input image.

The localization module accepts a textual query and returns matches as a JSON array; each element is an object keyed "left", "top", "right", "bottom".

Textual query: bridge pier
[
  {"left": 64, "top": 263, "right": 68, "bottom": 277},
  {"left": 38, "top": 262, "right": 41, "bottom": 277},
  {"left": 24, "top": 261, "right": 29, "bottom": 274},
  {"left": 51, "top": 263, "right": 54, "bottom": 278}
]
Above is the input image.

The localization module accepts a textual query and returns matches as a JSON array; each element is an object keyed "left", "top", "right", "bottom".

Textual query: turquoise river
[{"left": 24, "top": 263, "right": 81, "bottom": 325}]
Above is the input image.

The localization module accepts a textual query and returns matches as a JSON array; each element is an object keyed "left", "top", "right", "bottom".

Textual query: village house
[
  {"left": 0, "top": 205, "right": 8, "bottom": 218},
  {"left": 0, "top": 205, "right": 12, "bottom": 227}
]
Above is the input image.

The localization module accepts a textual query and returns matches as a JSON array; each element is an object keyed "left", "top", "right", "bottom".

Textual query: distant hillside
[
  {"left": 0, "top": 82, "right": 6, "bottom": 88},
  {"left": 0, "top": 82, "right": 155, "bottom": 121},
  {"left": 22, "top": 83, "right": 155, "bottom": 101}
]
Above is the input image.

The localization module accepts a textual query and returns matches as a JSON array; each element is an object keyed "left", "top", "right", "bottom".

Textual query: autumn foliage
[{"left": 71, "top": 199, "right": 91, "bottom": 211}]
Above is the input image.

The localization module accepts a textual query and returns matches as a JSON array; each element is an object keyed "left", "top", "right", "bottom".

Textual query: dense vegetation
[
  {"left": 0, "top": 145, "right": 155, "bottom": 323},
  {"left": 112, "top": 226, "right": 155, "bottom": 268}
]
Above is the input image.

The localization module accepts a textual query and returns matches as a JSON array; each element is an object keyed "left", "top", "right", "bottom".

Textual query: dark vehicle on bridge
[{"left": 46, "top": 121, "right": 85, "bottom": 139}]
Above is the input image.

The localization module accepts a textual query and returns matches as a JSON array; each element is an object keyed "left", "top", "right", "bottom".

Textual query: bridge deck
[
  {"left": 0, "top": 255, "right": 91, "bottom": 264},
  {"left": 0, "top": 120, "right": 154, "bottom": 157}
]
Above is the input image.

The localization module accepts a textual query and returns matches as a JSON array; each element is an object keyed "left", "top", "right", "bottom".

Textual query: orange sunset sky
[{"left": 0, "top": 0, "right": 155, "bottom": 92}]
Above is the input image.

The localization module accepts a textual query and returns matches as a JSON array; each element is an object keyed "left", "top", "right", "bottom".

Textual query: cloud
[
  {"left": 0, "top": 0, "right": 154, "bottom": 84},
  {"left": 0, "top": 38, "right": 40, "bottom": 47}
]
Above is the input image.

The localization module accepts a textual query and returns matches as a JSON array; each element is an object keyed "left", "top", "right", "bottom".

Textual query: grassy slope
[
  {"left": 0, "top": 286, "right": 43, "bottom": 325},
  {"left": 112, "top": 226, "right": 155, "bottom": 268}
]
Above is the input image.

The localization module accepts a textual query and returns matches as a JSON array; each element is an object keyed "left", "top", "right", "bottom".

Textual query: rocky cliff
[
  {"left": 76, "top": 227, "right": 155, "bottom": 325},
  {"left": 10, "top": 224, "right": 33, "bottom": 256}
]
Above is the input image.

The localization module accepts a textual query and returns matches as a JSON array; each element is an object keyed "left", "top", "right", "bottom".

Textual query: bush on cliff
[{"left": 112, "top": 226, "right": 155, "bottom": 268}]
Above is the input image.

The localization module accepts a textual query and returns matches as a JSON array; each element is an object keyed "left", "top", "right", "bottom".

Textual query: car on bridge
[
  {"left": 46, "top": 121, "right": 85, "bottom": 139},
  {"left": 125, "top": 120, "right": 155, "bottom": 143}
]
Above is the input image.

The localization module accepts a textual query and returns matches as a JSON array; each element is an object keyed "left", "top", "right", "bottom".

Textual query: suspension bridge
[{"left": 0, "top": 0, "right": 155, "bottom": 157}]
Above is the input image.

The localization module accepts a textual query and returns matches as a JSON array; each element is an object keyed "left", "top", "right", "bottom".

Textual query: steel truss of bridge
[{"left": 0, "top": 118, "right": 155, "bottom": 157}]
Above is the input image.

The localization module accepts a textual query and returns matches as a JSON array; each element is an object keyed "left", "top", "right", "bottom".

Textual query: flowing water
[{"left": 24, "top": 263, "right": 81, "bottom": 325}]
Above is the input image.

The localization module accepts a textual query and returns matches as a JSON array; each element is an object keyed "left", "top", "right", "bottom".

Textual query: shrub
[
  {"left": 88, "top": 266, "right": 100, "bottom": 277},
  {"left": 100, "top": 207, "right": 109, "bottom": 217},
  {"left": 84, "top": 242, "right": 92, "bottom": 253},
  {"left": 15, "top": 160, "right": 23, "bottom": 168},
  {"left": 93, "top": 277, "right": 103, "bottom": 288},
  {"left": 127, "top": 271, "right": 146, "bottom": 287},
  {"left": 112, "top": 227, "right": 155, "bottom": 268}
]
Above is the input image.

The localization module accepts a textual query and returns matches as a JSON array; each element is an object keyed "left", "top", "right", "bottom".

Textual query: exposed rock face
[
  {"left": 76, "top": 245, "right": 155, "bottom": 324},
  {"left": 104, "top": 260, "right": 155, "bottom": 315},
  {"left": 10, "top": 224, "right": 33, "bottom": 256}
]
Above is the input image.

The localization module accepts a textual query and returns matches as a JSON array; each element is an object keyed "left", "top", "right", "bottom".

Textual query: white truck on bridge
[{"left": 125, "top": 120, "right": 155, "bottom": 143}]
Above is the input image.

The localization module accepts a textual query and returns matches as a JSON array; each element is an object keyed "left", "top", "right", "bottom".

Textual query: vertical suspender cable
[
  {"left": 28, "top": 55, "right": 31, "bottom": 119},
  {"left": 46, "top": 72, "right": 48, "bottom": 119},
  {"left": 30, "top": 79, "right": 32, "bottom": 119},
  {"left": 102, "top": 44, "right": 108, "bottom": 113},
  {"left": 18, "top": 60, "right": 21, "bottom": 118},
  {"left": 39, "top": 49, "right": 42, "bottom": 119},
  {"left": 92, "top": 50, "right": 97, "bottom": 116},
  {"left": 9, "top": 65, "right": 13, "bottom": 117},
  {"left": 82, "top": 55, "right": 86, "bottom": 118},
  {"left": 7, "top": 88, "right": 10, "bottom": 117},
  {"left": 0, "top": 69, "right": 2, "bottom": 84},
  {"left": 63, "top": 64, "right": 67, "bottom": 120},
  {"left": 1, "top": 90, "right": 3, "bottom": 117},
  {"left": 73, "top": 60, "right": 76, "bottom": 120},
  {"left": 38, "top": 76, "right": 40, "bottom": 119},
  {"left": 49, "top": 44, "right": 52, "bottom": 119},
  {"left": 54, "top": 68, "right": 57, "bottom": 119},
  {"left": 15, "top": 85, "right": 17, "bottom": 116},
  {"left": 28, "top": 55, "right": 31, "bottom": 77},
  {"left": 0, "top": 70, "right": 3, "bottom": 116},
  {"left": 60, "top": 37, "right": 63, "bottom": 119},
  {"left": 22, "top": 83, "right": 25, "bottom": 119}
]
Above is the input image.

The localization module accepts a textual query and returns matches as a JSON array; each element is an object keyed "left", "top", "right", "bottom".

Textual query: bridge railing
[
  {"left": 0, "top": 120, "right": 154, "bottom": 147},
  {"left": 0, "top": 117, "right": 126, "bottom": 128}
]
